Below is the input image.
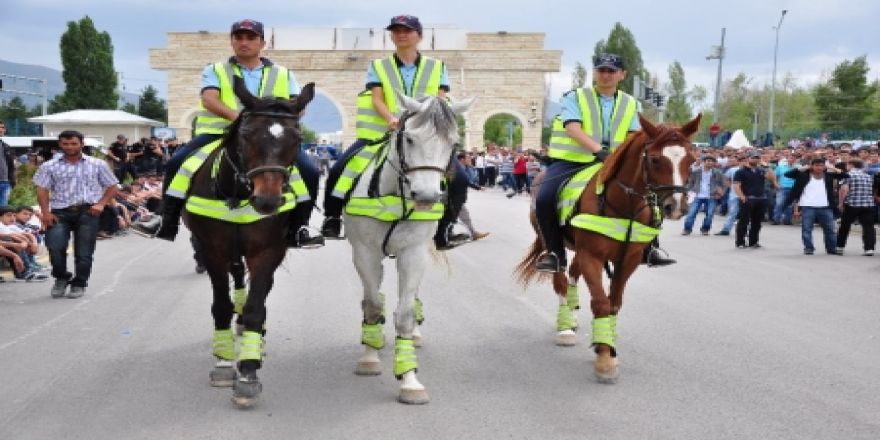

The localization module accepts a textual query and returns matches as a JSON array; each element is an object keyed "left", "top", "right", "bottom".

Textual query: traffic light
[
  {"left": 643, "top": 86, "right": 654, "bottom": 101},
  {"left": 654, "top": 94, "right": 664, "bottom": 108}
]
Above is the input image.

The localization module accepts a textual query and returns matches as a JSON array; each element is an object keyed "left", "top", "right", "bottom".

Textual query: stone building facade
[{"left": 150, "top": 30, "right": 561, "bottom": 149}]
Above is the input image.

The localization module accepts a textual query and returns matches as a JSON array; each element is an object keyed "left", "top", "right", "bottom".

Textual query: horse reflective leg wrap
[
  {"left": 361, "top": 322, "right": 385, "bottom": 350},
  {"left": 233, "top": 330, "right": 263, "bottom": 407},
  {"left": 210, "top": 329, "right": 237, "bottom": 387},
  {"left": 356, "top": 290, "right": 385, "bottom": 376},
  {"left": 233, "top": 288, "right": 247, "bottom": 316},
  {"left": 591, "top": 316, "right": 619, "bottom": 384},
  {"left": 556, "top": 281, "right": 580, "bottom": 346},
  {"left": 412, "top": 298, "right": 425, "bottom": 347},
  {"left": 395, "top": 337, "right": 429, "bottom": 404}
]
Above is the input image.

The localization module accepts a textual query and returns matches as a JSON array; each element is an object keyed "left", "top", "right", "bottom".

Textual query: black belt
[{"left": 58, "top": 204, "right": 92, "bottom": 212}]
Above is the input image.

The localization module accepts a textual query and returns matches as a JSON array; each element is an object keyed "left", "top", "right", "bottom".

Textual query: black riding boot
[
  {"left": 131, "top": 196, "right": 183, "bottom": 241},
  {"left": 536, "top": 251, "right": 565, "bottom": 273},
  {"left": 286, "top": 202, "right": 325, "bottom": 249},
  {"left": 643, "top": 239, "right": 676, "bottom": 267}
]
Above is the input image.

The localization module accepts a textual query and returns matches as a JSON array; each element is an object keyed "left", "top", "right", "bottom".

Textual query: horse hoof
[
  {"left": 398, "top": 387, "right": 430, "bottom": 405},
  {"left": 354, "top": 359, "right": 382, "bottom": 376},
  {"left": 209, "top": 366, "right": 236, "bottom": 387},
  {"left": 594, "top": 358, "right": 619, "bottom": 384},
  {"left": 555, "top": 330, "right": 577, "bottom": 347},
  {"left": 232, "top": 377, "right": 262, "bottom": 408},
  {"left": 594, "top": 368, "right": 619, "bottom": 384}
]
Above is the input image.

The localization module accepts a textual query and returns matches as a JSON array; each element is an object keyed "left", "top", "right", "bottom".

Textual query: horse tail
[{"left": 514, "top": 235, "right": 550, "bottom": 287}]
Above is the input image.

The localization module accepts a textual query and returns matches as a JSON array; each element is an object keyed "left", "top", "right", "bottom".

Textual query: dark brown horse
[
  {"left": 184, "top": 77, "right": 314, "bottom": 407},
  {"left": 516, "top": 114, "right": 699, "bottom": 383}
]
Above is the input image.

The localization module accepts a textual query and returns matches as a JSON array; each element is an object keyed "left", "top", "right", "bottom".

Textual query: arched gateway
[{"left": 150, "top": 27, "right": 561, "bottom": 149}]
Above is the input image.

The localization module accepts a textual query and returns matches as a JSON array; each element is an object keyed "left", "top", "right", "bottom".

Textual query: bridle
[
  {"left": 220, "top": 110, "right": 300, "bottom": 201},
  {"left": 379, "top": 110, "right": 457, "bottom": 257}
]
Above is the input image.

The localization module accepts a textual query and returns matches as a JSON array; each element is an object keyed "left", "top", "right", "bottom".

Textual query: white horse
[{"left": 346, "top": 91, "right": 474, "bottom": 404}]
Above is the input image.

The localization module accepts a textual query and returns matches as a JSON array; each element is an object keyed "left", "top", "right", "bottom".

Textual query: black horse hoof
[{"left": 232, "top": 374, "right": 262, "bottom": 408}]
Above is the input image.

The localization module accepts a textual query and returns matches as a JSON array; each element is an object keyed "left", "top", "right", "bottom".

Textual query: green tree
[
  {"left": 593, "top": 22, "right": 646, "bottom": 95},
  {"left": 664, "top": 61, "right": 692, "bottom": 124},
  {"left": 483, "top": 114, "right": 522, "bottom": 147},
  {"left": 56, "top": 16, "right": 118, "bottom": 110},
  {"left": 814, "top": 56, "right": 877, "bottom": 130},
  {"left": 0, "top": 96, "right": 32, "bottom": 121},
  {"left": 301, "top": 125, "right": 318, "bottom": 144},
  {"left": 137, "top": 85, "right": 167, "bottom": 123},
  {"left": 571, "top": 62, "right": 587, "bottom": 89},
  {"left": 120, "top": 102, "right": 138, "bottom": 114}
]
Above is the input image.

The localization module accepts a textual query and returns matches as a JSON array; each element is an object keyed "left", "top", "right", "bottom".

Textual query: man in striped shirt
[
  {"left": 836, "top": 159, "right": 876, "bottom": 256},
  {"left": 33, "top": 130, "right": 119, "bottom": 298}
]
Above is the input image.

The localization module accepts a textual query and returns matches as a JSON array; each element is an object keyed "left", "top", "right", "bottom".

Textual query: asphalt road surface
[{"left": 1, "top": 189, "right": 878, "bottom": 439}]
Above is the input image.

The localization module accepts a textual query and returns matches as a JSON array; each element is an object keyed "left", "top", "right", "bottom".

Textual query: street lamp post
[
  {"left": 767, "top": 9, "right": 788, "bottom": 142},
  {"left": 706, "top": 28, "right": 726, "bottom": 123}
]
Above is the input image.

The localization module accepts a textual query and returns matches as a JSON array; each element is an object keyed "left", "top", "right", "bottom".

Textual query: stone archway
[
  {"left": 474, "top": 109, "right": 528, "bottom": 149},
  {"left": 151, "top": 29, "right": 560, "bottom": 147}
]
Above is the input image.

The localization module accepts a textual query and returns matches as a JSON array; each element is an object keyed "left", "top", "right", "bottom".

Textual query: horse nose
[
  {"left": 249, "top": 194, "right": 284, "bottom": 215},
  {"left": 410, "top": 189, "right": 442, "bottom": 204}
]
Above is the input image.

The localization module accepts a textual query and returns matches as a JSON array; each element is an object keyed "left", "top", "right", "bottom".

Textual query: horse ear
[
  {"left": 394, "top": 88, "right": 422, "bottom": 113},
  {"left": 639, "top": 113, "right": 659, "bottom": 138},
  {"left": 233, "top": 75, "right": 258, "bottom": 110},
  {"left": 449, "top": 97, "right": 476, "bottom": 114},
  {"left": 680, "top": 113, "right": 702, "bottom": 138},
  {"left": 291, "top": 82, "right": 315, "bottom": 114}
]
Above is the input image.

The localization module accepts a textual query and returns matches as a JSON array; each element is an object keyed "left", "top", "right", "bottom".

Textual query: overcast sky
[{"left": 2, "top": 0, "right": 879, "bottom": 105}]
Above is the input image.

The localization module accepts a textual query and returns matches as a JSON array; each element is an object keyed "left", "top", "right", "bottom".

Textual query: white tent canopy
[
  {"left": 28, "top": 110, "right": 163, "bottom": 126},
  {"left": 725, "top": 129, "right": 751, "bottom": 150}
]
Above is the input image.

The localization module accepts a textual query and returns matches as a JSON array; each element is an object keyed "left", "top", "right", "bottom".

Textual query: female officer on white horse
[{"left": 320, "top": 14, "right": 450, "bottom": 239}]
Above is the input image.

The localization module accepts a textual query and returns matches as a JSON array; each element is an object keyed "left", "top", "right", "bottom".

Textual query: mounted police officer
[
  {"left": 320, "top": 14, "right": 450, "bottom": 239},
  {"left": 535, "top": 53, "right": 675, "bottom": 273},
  {"left": 133, "top": 19, "right": 324, "bottom": 248}
]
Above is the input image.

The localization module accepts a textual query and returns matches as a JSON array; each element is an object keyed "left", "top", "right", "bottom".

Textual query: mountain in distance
[
  {"left": 0, "top": 58, "right": 344, "bottom": 133},
  {"left": 0, "top": 58, "right": 139, "bottom": 108}
]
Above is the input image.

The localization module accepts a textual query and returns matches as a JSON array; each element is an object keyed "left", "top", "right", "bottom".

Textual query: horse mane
[
  {"left": 405, "top": 97, "right": 459, "bottom": 143},
  {"left": 596, "top": 125, "right": 683, "bottom": 188}
]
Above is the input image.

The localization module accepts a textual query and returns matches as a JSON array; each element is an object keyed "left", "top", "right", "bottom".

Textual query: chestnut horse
[{"left": 516, "top": 114, "right": 699, "bottom": 383}]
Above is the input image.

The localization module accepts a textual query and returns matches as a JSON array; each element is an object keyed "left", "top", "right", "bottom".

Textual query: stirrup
[
  {"left": 321, "top": 217, "right": 345, "bottom": 240},
  {"left": 290, "top": 226, "right": 325, "bottom": 249},
  {"left": 536, "top": 252, "right": 565, "bottom": 273}
]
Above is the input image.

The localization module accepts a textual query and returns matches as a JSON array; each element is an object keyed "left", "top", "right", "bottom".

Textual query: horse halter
[
  {"left": 640, "top": 134, "right": 691, "bottom": 195},
  {"left": 388, "top": 111, "right": 453, "bottom": 184},
  {"left": 224, "top": 110, "right": 301, "bottom": 194}
]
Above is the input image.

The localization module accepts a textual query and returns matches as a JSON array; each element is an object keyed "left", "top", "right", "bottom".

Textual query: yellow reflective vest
[
  {"left": 346, "top": 196, "right": 444, "bottom": 222},
  {"left": 548, "top": 88, "right": 638, "bottom": 163},
  {"left": 355, "top": 55, "right": 444, "bottom": 141},
  {"left": 194, "top": 61, "right": 291, "bottom": 136}
]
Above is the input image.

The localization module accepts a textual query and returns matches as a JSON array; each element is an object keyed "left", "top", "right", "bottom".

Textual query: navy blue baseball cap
[
  {"left": 386, "top": 15, "right": 423, "bottom": 34},
  {"left": 231, "top": 19, "right": 265, "bottom": 38},
  {"left": 594, "top": 53, "right": 625, "bottom": 71}
]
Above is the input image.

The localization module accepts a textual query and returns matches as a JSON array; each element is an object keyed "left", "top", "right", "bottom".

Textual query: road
[{"left": 1, "top": 188, "right": 878, "bottom": 439}]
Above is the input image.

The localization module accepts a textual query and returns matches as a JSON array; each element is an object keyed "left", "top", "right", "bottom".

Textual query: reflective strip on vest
[
  {"left": 355, "top": 55, "right": 444, "bottom": 141},
  {"left": 330, "top": 142, "right": 387, "bottom": 199},
  {"left": 569, "top": 213, "right": 660, "bottom": 243},
  {"left": 557, "top": 163, "right": 603, "bottom": 225},
  {"left": 548, "top": 88, "right": 638, "bottom": 163},
  {"left": 167, "top": 139, "right": 224, "bottom": 199},
  {"left": 194, "top": 62, "right": 290, "bottom": 135},
  {"left": 345, "top": 196, "right": 444, "bottom": 222},
  {"left": 186, "top": 191, "right": 297, "bottom": 224}
]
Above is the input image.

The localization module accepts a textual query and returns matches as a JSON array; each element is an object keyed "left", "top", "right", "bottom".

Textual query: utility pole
[
  {"left": 768, "top": 10, "right": 788, "bottom": 139},
  {"left": 706, "top": 28, "right": 726, "bottom": 123}
]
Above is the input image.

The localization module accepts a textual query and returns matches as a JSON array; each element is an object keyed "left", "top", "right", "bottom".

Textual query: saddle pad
[{"left": 557, "top": 164, "right": 603, "bottom": 226}]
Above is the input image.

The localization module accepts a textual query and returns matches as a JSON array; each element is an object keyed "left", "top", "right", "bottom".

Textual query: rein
[
  {"left": 380, "top": 111, "right": 456, "bottom": 258},
  {"left": 599, "top": 137, "right": 691, "bottom": 279}
]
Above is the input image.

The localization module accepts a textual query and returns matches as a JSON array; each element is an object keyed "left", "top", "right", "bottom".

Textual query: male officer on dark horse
[{"left": 133, "top": 19, "right": 324, "bottom": 249}]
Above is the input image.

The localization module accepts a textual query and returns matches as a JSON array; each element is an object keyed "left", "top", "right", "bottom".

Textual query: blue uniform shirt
[
  {"left": 201, "top": 57, "right": 301, "bottom": 97},
  {"left": 560, "top": 89, "right": 641, "bottom": 145},
  {"left": 365, "top": 54, "right": 450, "bottom": 95}
]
